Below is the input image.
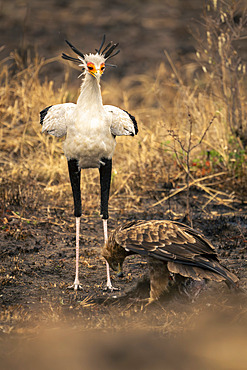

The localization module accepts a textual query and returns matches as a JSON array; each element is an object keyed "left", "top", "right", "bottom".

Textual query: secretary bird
[
  {"left": 102, "top": 220, "right": 239, "bottom": 304},
  {"left": 40, "top": 36, "right": 138, "bottom": 290}
]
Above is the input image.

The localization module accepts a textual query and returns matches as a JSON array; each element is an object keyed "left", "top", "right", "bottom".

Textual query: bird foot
[
  {"left": 103, "top": 284, "right": 120, "bottom": 292},
  {"left": 67, "top": 280, "right": 83, "bottom": 291},
  {"left": 128, "top": 297, "right": 158, "bottom": 310},
  {"left": 131, "top": 297, "right": 156, "bottom": 306},
  {"left": 179, "top": 279, "right": 206, "bottom": 300},
  {"left": 144, "top": 297, "right": 158, "bottom": 307}
]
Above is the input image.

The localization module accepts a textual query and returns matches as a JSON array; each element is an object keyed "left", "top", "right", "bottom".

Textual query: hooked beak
[
  {"left": 89, "top": 68, "right": 103, "bottom": 80},
  {"left": 116, "top": 263, "right": 124, "bottom": 278}
]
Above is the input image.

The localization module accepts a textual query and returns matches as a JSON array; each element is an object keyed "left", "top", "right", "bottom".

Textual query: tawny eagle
[{"left": 102, "top": 220, "right": 239, "bottom": 303}]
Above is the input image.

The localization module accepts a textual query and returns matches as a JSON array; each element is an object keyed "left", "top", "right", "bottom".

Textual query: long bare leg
[
  {"left": 103, "top": 218, "right": 114, "bottom": 290},
  {"left": 68, "top": 216, "right": 82, "bottom": 290},
  {"left": 99, "top": 158, "right": 119, "bottom": 291},
  {"left": 68, "top": 159, "right": 82, "bottom": 290}
]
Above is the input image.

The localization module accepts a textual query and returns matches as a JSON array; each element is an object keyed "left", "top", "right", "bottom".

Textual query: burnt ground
[
  {"left": 1, "top": 188, "right": 247, "bottom": 327},
  {"left": 1, "top": 183, "right": 247, "bottom": 369}
]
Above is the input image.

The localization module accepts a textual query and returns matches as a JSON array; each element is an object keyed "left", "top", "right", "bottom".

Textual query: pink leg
[
  {"left": 68, "top": 217, "right": 82, "bottom": 290},
  {"left": 103, "top": 219, "right": 119, "bottom": 291}
]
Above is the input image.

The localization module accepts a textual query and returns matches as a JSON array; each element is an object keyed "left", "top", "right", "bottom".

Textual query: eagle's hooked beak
[{"left": 116, "top": 263, "right": 124, "bottom": 278}]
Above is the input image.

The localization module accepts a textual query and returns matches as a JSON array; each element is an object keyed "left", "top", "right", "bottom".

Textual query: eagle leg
[{"left": 148, "top": 259, "right": 170, "bottom": 303}]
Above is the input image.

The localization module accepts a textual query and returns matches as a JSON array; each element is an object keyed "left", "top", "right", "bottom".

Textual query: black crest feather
[
  {"left": 61, "top": 53, "right": 80, "bottom": 63},
  {"left": 104, "top": 43, "right": 119, "bottom": 59},
  {"left": 96, "top": 34, "right": 106, "bottom": 54},
  {"left": 65, "top": 40, "right": 85, "bottom": 59},
  {"left": 96, "top": 35, "right": 120, "bottom": 60},
  {"left": 62, "top": 37, "right": 120, "bottom": 65}
]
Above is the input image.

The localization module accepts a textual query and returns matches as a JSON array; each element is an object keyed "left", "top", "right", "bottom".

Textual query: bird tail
[{"left": 167, "top": 261, "right": 239, "bottom": 286}]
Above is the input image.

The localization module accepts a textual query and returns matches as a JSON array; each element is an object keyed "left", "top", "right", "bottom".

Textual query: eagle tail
[{"left": 167, "top": 261, "right": 238, "bottom": 285}]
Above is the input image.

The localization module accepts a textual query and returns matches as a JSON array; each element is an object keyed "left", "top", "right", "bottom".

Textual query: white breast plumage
[
  {"left": 41, "top": 104, "right": 137, "bottom": 138},
  {"left": 64, "top": 106, "right": 116, "bottom": 168},
  {"left": 41, "top": 103, "right": 137, "bottom": 168}
]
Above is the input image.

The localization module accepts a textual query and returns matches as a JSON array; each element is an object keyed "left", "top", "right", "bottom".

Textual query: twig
[
  {"left": 190, "top": 114, "right": 217, "bottom": 151},
  {"left": 167, "top": 112, "right": 217, "bottom": 226},
  {"left": 164, "top": 50, "right": 183, "bottom": 86},
  {"left": 111, "top": 172, "right": 135, "bottom": 198},
  {"left": 150, "top": 171, "right": 227, "bottom": 208},
  {"left": 11, "top": 211, "right": 67, "bottom": 226}
]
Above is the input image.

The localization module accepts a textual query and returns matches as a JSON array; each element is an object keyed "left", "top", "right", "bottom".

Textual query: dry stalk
[
  {"left": 192, "top": 0, "right": 247, "bottom": 146},
  {"left": 150, "top": 171, "right": 227, "bottom": 208},
  {"left": 167, "top": 112, "right": 216, "bottom": 226}
]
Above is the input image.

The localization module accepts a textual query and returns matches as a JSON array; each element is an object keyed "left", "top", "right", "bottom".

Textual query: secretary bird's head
[{"left": 62, "top": 35, "right": 120, "bottom": 80}]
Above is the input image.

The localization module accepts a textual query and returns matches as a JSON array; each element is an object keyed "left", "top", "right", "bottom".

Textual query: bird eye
[
  {"left": 87, "top": 63, "right": 95, "bottom": 71},
  {"left": 100, "top": 63, "right": 105, "bottom": 71}
]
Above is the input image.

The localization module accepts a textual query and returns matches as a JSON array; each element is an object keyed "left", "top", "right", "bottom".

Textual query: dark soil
[
  {"left": 1, "top": 190, "right": 247, "bottom": 369},
  {"left": 1, "top": 189, "right": 247, "bottom": 321}
]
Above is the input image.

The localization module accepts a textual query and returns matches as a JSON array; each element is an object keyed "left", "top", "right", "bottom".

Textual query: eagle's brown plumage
[{"left": 102, "top": 220, "right": 239, "bottom": 303}]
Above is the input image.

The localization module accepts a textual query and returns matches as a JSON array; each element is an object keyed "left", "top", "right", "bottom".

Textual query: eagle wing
[
  {"left": 40, "top": 103, "right": 76, "bottom": 137},
  {"left": 114, "top": 220, "right": 238, "bottom": 284},
  {"left": 104, "top": 105, "right": 138, "bottom": 137}
]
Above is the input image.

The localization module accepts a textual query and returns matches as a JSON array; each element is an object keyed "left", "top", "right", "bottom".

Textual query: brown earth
[
  {"left": 1, "top": 189, "right": 247, "bottom": 368},
  {"left": 1, "top": 188, "right": 247, "bottom": 322}
]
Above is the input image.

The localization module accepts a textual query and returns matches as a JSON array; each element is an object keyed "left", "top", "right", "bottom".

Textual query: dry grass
[
  {"left": 1, "top": 54, "right": 246, "bottom": 217},
  {"left": 0, "top": 1, "right": 246, "bottom": 219}
]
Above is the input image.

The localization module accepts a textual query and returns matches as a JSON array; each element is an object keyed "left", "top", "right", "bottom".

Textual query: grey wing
[
  {"left": 104, "top": 105, "right": 138, "bottom": 137},
  {"left": 40, "top": 103, "right": 76, "bottom": 137}
]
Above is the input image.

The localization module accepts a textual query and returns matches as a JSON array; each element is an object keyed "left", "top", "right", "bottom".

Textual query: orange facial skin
[{"left": 87, "top": 62, "right": 105, "bottom": 77}]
